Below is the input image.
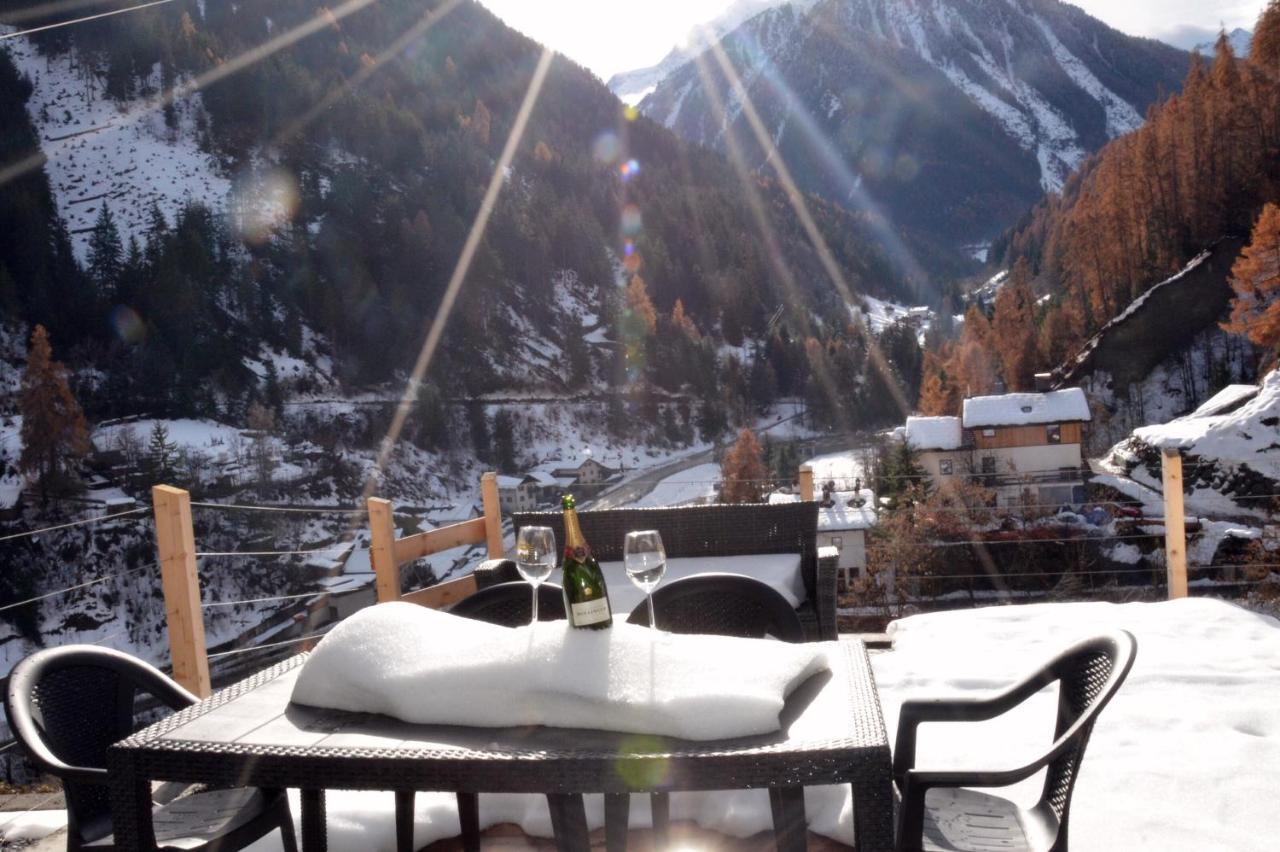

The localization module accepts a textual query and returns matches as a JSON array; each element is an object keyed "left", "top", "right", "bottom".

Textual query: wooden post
[
  {"left": 1161, "top": 448, "right": 1189, "bottom": 599},
  {"left": 367, "top": 497, "right": 400, "bottom": 604},
  {"left": 798, "top": 465, "right": 815, "bottom": 502},
  {"left": 152, "top": 485, "right": 211, "bottom": 698},
  {"left": 480, "top": 472, "right": 504, "bottom": 558}
]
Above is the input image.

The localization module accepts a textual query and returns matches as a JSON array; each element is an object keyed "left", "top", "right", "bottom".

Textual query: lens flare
[
  {"left": 619, "top": 158, "right": 641, "bottom": 182},
  {"left": 592, "top": 130, "right": 621, "bottom": 164},
  {"left": 620, "top": 204, "right": 643, "bottom": 237},
  {"left": 614, "top": 735, "right": 671, "bottom": 789},
  {"left": 232, "top": 168, "right": 300, "bottom": 244},
  {"left": 623, "top": 104, "right": 639, "bottom": 122},
  {"left": 110, "top": 305, "right": 146, "bottom": 343}
]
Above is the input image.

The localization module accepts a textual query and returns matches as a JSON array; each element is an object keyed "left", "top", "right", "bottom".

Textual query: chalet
[
  {"left": 901, "top": 388, "right": 1092, "bottom": 508},
  {"left": 550, "top": 457, "right": 617, "bottom": 486},
  {"left": 903, "top": 416, "right": 965, "bottom": 484},
  {"left": 495, "top": 474, "right": 542, "bottom": 513},
  {"left": 770, "top": 484, "right": 876, "bottom": 587}
]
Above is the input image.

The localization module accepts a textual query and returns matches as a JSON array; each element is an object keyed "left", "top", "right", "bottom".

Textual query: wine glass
[
  {"left": 516, "top": 526, "right": 556, "bottom": 625},
  {"left": 624, "top": 530, "right": 666, "bottom": 628}
]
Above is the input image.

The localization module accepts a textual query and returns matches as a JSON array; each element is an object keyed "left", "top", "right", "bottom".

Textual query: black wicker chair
[
  {"left": 625, "top": 572, "right": 805, "bottom": 642},
  {"left": 509, "top": 502, "right": 836, "bottom": 641},
  {"left": 615, "top": 573, "right": 804, "bottom": 848},
  {"left": 893, "top": 630, "right": 1137, "bottom": 852},
  {"left": 448, "top": 580, "right": 566, "bottom": 624},
  {"left": 3, "top": 645, "right": 297, "bottom": 852}
]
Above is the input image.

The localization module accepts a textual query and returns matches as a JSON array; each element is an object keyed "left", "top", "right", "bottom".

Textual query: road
[{"left": 587, "top": 431, "right": 871, "bottom": 509}]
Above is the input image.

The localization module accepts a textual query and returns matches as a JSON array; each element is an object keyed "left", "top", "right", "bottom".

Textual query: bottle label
[{"left": 571, "top": 597, "right": 611, "bottom": 626}]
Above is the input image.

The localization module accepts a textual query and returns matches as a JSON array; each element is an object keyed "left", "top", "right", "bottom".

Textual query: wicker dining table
[{"left": 106, "top": 640, "right": 893, "bottom": 852}]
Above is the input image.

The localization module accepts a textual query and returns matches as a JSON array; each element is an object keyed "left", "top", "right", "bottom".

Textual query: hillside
[
  {"left": 0, "top": 0, "right": 927, "bottom": 430},
  {"left": 634, "top": 0, "right": 1189, "bottom": 273}
]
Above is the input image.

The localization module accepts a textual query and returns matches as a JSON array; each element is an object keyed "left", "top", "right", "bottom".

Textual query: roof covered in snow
[
  {"left": 904, "top": 416, "right": 963, "bottom": 451},
  {"left": 1133, "top": 369, "right": 1280, "bottom": 480},
  {"left": 962, "top": 387, "right": 1090, "bottom": 428},
  {"left": 1189, "top": 384, "right": 1260, "bottom": 418},
  {"left": 818, "top": 489, "right": 877, "bottom": 531}
]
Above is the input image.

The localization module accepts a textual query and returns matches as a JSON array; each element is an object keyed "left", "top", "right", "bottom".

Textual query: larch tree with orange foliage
[
  {"left": 1223, "top": 203, "right": 1280, "bottom": 359},
  {"left": 19, "top": 325, "right": 91, "bottom": 503},
  {"left": 720, "top": 428, "right": 768, "bottom": 503},
  {"left": 991, "top": 260, "right": 1038, "bottom": 390},
  {"left": 918, "top": 347, "right": 960, "bottom": 415}
]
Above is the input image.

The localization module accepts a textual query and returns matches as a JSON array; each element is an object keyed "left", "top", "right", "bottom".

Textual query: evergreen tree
[
  {"left": 87, "top": 205, "right": 123, "bottom": 296},
  {"left": 468, "top": 402, "right": 492, "bottom": 464},
  {"left": 19, "top": 325, "right": 90, "bottom": 501},
  {"left": 493, "top": 410, "right": 517, "bottom": 472},
  {"left": 1254, "top": 1, "right": 1280, "bottom": 75},
  {"left": 147, "top": 422, "right": 178, "bottom": 484},
  {"left": 1223, "top": 203, "right": 1280, "bottom": 358},
  {"left": 720, "top": 428, "right": 768, "bottom": 503}
]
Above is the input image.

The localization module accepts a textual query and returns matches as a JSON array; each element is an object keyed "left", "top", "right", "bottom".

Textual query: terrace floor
[{"left": 5, "top": 597, "right": 1277, "bottom": 850}]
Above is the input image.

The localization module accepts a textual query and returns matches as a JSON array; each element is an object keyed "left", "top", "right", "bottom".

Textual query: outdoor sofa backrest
[{"left": 512, "top": 501, "right": 821, "bottom": 600}]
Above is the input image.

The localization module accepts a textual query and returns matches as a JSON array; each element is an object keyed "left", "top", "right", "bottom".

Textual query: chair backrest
[
  {"left": 1039, "top": 630, "right": 1137, "bottom": 834},
  {"left": 625, "top": 573, "right": 806, "bottom": 642},
  {"left": 447, "top": 581, "right": 567, "bottom": 627},
  {"left": 513, "top": 502, "right": 820, "bottom": 597},
  {"left": 3, "top": 645, "right": 196, "bottom": 844}
]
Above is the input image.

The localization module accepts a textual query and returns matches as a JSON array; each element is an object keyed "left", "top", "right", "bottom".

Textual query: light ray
[
  {"left": 687, "top": 46, "right": 853, "bottom": 431},
  {"left": 0, "top": 0, "right": 173, "bottom": 40},
  {"left": 703, "top": 33, "right": 913, "bottom": 419},
  {"left": 364, "top": 46, "right": 557, "bottom": 496}
]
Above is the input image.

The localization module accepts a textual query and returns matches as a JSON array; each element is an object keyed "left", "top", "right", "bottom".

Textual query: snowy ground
[
  {"left": 2, "top": 34, "right": 231, "bottom": 261},
  {"left": 630, "top": 462, "right": 722, "bottom": 507},
  {"left": 16, "top": 599, "right": 1273, "bottom": 850}
]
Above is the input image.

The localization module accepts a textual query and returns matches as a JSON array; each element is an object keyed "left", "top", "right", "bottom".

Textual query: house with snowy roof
[
  {"left": 495, "top": 474, "right": 544, "bottom": 513},
  {"left": 902, "top": 388, "right": 1092, "bottom": 508}
]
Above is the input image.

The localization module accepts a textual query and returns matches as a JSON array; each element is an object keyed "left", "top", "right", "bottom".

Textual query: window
[
  {"left": 981, "top": 456, "right": 997, "bottom": 474},
  {"left": 982, "top": 428, "right": 995, "bottom": 437},
  {"left": 939, "top": 459, "right": 953, "bottom": 476},
  {"left": 1047, "top": 424, "right": 1062, "bottom": 444},
  {"left": 831, "top": 536, "right": 843, "bottom": 549}
]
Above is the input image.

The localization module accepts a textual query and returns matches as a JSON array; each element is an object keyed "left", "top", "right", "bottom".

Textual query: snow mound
[
  {"left": 292, "top": 602, "right": 828, "bottom": 740},
  {"left": 1133, "top": 370, "right": 1280, "bottom": 482}
]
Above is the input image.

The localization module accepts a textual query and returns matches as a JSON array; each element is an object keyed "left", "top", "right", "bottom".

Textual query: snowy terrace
[{"left": 5, "top": 598, "right": 1278, "bottom": 850}]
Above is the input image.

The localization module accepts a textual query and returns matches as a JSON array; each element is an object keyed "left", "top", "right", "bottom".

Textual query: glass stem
[
  {"left": 647, "top": 591, "right": 656, "bottom": 629},
  {"left": 531, "top": 583, "right": 539, "bottom": 625}
]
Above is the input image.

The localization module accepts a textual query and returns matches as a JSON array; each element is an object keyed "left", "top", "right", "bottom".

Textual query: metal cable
[
  {"left": 207, "top": 631, "right": 327, "bottom": 660},
  {"left": 0, "top": 0, "right": 175, "bottom": 40},
  {"left": 203, "top": 590, "right": 330, "bottom": 609},
  {"left": 196, "top": 545, "right": 352, "bottom": 557},
  {"left": 0, "top": 507, "right": 148, "bottom": 543},
  {"left": 0, "top": 562, "right": 156, "bottom": 613},
  {"left": 190, "top": 501, "right": 367, "bottom": 516}
]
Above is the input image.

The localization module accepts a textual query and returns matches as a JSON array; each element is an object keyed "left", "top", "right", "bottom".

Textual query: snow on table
[{"left": 594, "top": 553, "right": 805, "bottom": 615}]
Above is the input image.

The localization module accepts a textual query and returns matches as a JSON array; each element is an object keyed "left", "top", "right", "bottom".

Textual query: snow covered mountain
[
  {"left": 636, "top": 0, "right": 1189, "bottom": 266},
  {"left": 1191, "top": 27, "right": 1251, "bottom": 58},
  {"left": 606, "top": 0, "right": 818, "bottom": 104}
]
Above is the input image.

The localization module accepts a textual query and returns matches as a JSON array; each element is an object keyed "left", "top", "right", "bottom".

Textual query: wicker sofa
[{"left": 477, "top": 501, "right": 837, "bottom": 641}]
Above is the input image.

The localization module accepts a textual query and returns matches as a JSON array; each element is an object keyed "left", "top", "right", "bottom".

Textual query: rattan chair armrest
[{"left": 815, "top": 547, "right": 839, "bottom": 641}]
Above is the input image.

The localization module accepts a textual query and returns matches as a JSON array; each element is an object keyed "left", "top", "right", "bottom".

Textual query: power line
[
  {"left": 0, "top": 0, "right": 175, "bottom": 41},
  {"left": 0, "top": 561, "right": 155, "bottom": 613},
  {"left": 190, "top": 501, "right": 368, "bottom": 516},
  {"left": 207, "top": 631, "right": 327, "bottom": 660},
  {"left": 0, "top": 507, "right": 147, "bottom": 543}
]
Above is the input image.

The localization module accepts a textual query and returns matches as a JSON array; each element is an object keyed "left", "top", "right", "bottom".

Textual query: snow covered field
[
  {"left": 14, "top": 598, "right": 1274, "bottom": 849},
  {"left": 630, "top": 462, "right": 721, "bottom": 507}
]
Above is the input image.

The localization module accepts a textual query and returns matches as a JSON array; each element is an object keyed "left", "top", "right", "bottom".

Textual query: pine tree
[
  {"left": 625, "top": 274, "right": 658, "bottom": 335},
  {"left": 1223, "top": 203, "right": 1280, "bottom": 358},
  {"left": 147, "top": 422, "right": 178, "bottom": 484},
  {"left": 87, "top": 204, "right": 123, "bottom": 296},
  {"left": 493, "top": 410, "right": 517, "bottom": 472},
  {"left": 19, "top": 325, "right": 90, "bottom": 501},
  {"left": 720, "top": 428, "right": 768, "bottom": 503}
]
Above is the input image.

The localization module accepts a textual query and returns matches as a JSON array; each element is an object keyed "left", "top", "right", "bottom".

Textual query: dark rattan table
[{"left": 107, "top": 641, "right": 891, "bottom": 852}]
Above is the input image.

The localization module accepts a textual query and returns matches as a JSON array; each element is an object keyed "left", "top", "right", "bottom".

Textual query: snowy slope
[{"left": 2, "top": 34, "right": 230, "bottom": 260}]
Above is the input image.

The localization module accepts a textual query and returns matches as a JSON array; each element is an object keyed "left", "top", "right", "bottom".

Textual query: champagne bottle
[{"left": 559, "top": 494, "right": 613, "bottom": 629}]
